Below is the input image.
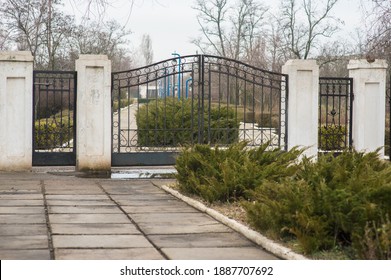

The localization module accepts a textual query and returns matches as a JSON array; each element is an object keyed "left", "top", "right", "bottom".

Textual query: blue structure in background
[{"left": 172, "top": 52, "right": 181, "bottom": 100}]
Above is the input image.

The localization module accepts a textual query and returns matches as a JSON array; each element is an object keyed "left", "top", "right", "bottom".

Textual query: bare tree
[
  {"left": 68, "top": 0, "right": 138, "bottom": 23},
  {"left": 228, "top": 0, "right": 268, "bottom": 61},
  {"left": 140, "top": 34, "right": 153, "bottom": 65},
  {"left": 1, "top": 0, "right": 47, "bottom": 58},
  {"left": 192, "top": 0, "right": 229, "bottom": 57},
  {"left": 277, "top": 0, "right": 343, "bottom": 59},
  {"left": 363, "top": 0, "right": 391, "bottom": 62},
  {"left": 192, "top": 0, "right": 268, "bottom": 63},
  {"left": 0, "top": 0, "right": 75, "bottom": 69},
  {"left": 0, "top": 25, "right": 11, "bottom": 50},
  {"left": 71, "top": 20, "right": 132, "bottom": 71}
]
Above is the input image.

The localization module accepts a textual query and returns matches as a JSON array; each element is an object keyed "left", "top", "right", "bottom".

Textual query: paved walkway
[{"left": 0, "top": 170, "right": 278, "bottom": 260}]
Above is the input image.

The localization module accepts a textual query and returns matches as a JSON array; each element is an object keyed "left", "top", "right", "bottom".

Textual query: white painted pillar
[
  {"left": 282, "top": 60, "right": 319, "bottom": 158},
  {"left": 75, "top": 55, "right": 112, "bottom": 172},
  {"left": 348, "top": 59, "right": 388, "bottom": 157},
  {"left": 0, "top": 52, "right": 34, "bottom": 171}
]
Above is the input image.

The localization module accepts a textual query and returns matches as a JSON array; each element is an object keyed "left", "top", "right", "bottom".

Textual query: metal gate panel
[
  {"left": 33, "top": 71, "right": 77, "bottom": 166},
  {"left": 319, "top": 77, "right": 353, "bottom": 153},
  {"left": 112, "top": 55, "right": 288, "bottom": 166}
]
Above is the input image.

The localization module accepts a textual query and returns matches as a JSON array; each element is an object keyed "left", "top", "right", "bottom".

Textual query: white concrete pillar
[
  {"left": 0, "top": 52, "right": 34, "bottom": 171},
  {"left": 348, "top": 59, "right": 388, "bottom": 157},
  {"left": 282, "top": 60, "right": 319, "bottom": 158},
  {"left": 75, "top": 55, "right": 111, "bottom": 172}
]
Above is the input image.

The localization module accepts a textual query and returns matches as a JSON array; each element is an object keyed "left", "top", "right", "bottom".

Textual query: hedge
[
  {"left": 136, "top": 98, "right": 240, "bottom": 146},
  {"left": 34, "top": 121, "right": 73, "bottom": 149}
]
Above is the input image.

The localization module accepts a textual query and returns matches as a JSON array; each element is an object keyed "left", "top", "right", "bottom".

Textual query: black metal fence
[
  {"left": 318, "top": 77, "right": 353, "bottom": 152},
  {"left": 32, "top": 71, "right": 77, "bottom": 166},
  {"left": 112, "top": 54, "right": 288, "bottom": 166}
]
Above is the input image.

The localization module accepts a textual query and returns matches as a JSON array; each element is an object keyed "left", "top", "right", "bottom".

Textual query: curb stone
[{"left": 158, "top": 185, "right": 308, "bottom": 260}]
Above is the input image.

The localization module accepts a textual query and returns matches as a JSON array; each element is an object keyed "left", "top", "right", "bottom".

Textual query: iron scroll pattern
[
  {"left": 111, "top": 55, "right": 288, "bottom": 156},
  {"left": 318, "top": 77, "right": 353, "bottom": 152}
]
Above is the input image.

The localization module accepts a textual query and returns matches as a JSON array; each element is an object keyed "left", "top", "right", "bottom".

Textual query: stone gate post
[
  {"left": 348, "top": 59, "right": 388, "bottom": 157},
  {"left": 282, "top": 60, "right": 319, "bottom": 158},
  {"left": 0, "top": 52, "right": 34, "bottom": 171},
  {"left": 75, "top": 55, "right": 112, "bottom": 173}
]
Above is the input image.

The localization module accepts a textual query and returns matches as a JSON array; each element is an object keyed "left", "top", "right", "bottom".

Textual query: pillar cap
[
  {"left": 348, "top": 59, "right": 388, "bottom": 70},
  {"left": 0, "top": 51, "right": 33, "bottom": 62},
  {"left": 284, "top": 59, "right": 318, "bottom": 67},
  {"left": 78, "top": 54, "right": 109, "bottom": 61}
]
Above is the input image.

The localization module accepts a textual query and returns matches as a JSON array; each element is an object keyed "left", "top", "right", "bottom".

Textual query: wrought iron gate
[
  {"left": 318, "top": 77, "right": 353, "bottom": 153},
  {"left": 112, "top": 55, "right": 288, "bottom": 166},
  {"left": 32, "top": 71, "right": 77, "bottom": 166}
]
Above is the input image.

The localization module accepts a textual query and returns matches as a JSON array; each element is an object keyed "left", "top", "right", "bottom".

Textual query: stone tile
[
  {"left": 162, "top": 247, "right": 279, "bottom": 260},
  {"left": 0, "top": 181, "right": 41, "bottom": 189},
  {"left": 0, "top": 224, "right": 48, "bottom": 236},
  {"left": 102, "top": 185, "right": 165, "bottom": 195},
  {"left": 115, "top": 198, "right": 176, "bottom": 206},
  {"left": 0, "top": 214, "right": 46, "bottom": 224},
  {"left": 131, "top": 212, "right": 216, "bottom": 224},
  {"left": 0, "top": 188, "right": 41, "bottom": 194},
  {"left": 139, "top": 223, "right": 232, "bottom": 235},
  {"left": 49, "top": 214, "right": 129, "bottom": 224},
  {"left": 114, "top": 199, "right": 185, "bottom": 207},
  {"left": 44, "top": 185, "right": 104, "bottom": 195},
  {"left": 0, "top": 207, "right": 45, "bottom": 214},
  {"left": 0, "top": 194, "right": 43, "bottom": 200},
  {"left": 47, "top": 200, "right": 115, "bottom": 206},
  {"left": 55, "top": 248, "right": 164, "bottom": 260},
  {"left": 51, "top": 223, "right": 140, "bottom": 235},
  {"left": 149, "top": 232, "right": 255, "bottom": 248},
  {"left": 0, "top": 236, "right": 49, "bottom": 249},
  {"left": 0, "top": 249, "right": 51, "bottom": 260},
  {"left": 48, "top": 206, "right": 122, "bottom": 214},
  {"left": 111, "top": 194, "right": 175, "bottom": 201},
  {"left": 46, "top": 195, "right": 109, "bottom": 200},
  {"left": 122, "top": 205, "right": 198, "bottom": 214},
  {"left": 0, "top": 200, "right": 44, "bottom": 206},
  {"left": 52, "top": 235, "right": 153, "bottom": 248},
  {"left": 45, "top": 189, "right": 105, "bottom": 195}
]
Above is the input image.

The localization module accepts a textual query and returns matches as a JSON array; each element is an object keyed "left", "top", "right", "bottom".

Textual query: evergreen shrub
[
  {"left": 34, "top": 121, "right": 73, "bottom": 149},
  {"left": 175, "top": 142, "right": 302, "bottom": 203},
  {"left": 243, "top": 150, "right": 391, "bottom": 258},
  {"left": 137, "top": 98, "right": 239, "bottom": 146}
]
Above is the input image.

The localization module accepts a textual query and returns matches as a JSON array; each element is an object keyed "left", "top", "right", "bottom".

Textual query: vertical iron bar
[{"left": 349, "top": 78, "right": 354, "bottom": 148}]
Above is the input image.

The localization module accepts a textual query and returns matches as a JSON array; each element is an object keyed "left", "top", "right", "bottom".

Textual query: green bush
[
  {"left": 175, "top": 142, "right": 302, "bottom": 203},
  {"left": 113, "top": 98, "right": 133, "bottom": 111},
  {"left": 243, "top": 150, "right": 391, "bottom": 258},
  {"left": 34, "top": 120, "right": 73, "bottom": 149},
  {"left": 319, "top": 125, "right": 347, "bottom": 150},
  {"left": 136, "top": 98, "right": 239, "bottom": 146}
]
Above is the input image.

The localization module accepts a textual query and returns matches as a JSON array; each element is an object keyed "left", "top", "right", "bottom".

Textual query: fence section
[
  {"left": 32, "top": 71, "right": 77, "bottom": 166},
  {"left": 318, "top": 77, "right": 353, "bottom": 153}
]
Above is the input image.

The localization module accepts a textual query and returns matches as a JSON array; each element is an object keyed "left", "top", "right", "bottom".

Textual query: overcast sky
[{"left": 66, "top": 0, "right": 372, "bottom": 63}]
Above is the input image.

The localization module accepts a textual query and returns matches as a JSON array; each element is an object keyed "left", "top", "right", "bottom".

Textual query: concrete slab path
[{"left": 0, "top": 170, "right": 278, "bottom": 260}]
